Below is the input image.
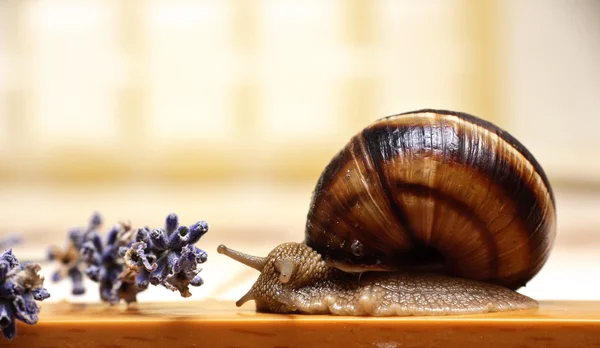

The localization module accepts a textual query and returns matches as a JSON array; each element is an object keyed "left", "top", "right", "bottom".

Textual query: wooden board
[{"left": 2, "top": 300, "right": 600, "bottom": 348}]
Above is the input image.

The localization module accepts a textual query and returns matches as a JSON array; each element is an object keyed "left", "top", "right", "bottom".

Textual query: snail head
[{"left": 217, "top": 242, "right": 330, "bottom": 310}]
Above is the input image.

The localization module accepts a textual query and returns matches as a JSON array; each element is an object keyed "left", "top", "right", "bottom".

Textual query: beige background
[{"left": 0, "top": 0, "right": 599, "bottom": 306}]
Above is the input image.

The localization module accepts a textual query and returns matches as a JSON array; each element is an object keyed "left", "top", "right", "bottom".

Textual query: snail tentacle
[
  {"left": 217, "top": 244, "right": 266, "bottom": 271},
  {"left": 235, "top": 289, "right": 254, "bottom": 307}
]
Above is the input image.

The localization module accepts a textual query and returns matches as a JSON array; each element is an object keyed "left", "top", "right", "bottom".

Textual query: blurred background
[{"left": 0, "top": 0, "right": 599, "bottom": 306}]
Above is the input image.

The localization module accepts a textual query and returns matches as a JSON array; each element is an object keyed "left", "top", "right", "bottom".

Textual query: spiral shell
[{"left": 304, "top": 109, "right": 556, "bottom": 290}]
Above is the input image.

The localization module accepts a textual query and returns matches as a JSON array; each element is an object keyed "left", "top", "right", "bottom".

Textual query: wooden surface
[{"left": 3, "top": 300, "right": 600, "bottom": 348}]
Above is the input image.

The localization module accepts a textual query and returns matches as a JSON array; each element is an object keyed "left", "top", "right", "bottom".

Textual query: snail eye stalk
[{"left": 217, "top": 244, "right": 267, "bottom": 272}]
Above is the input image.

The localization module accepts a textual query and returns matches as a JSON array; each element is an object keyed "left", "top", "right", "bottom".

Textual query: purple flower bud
[
  {"left": 149, "top": 255, "right": 170, "bottom": 286},
  {"left": 149, "top": 229, "right": 168, "bottom": 251},
  {"left": 101, "top": 248, "right": 116, "bottom": 264},
  {"left": 80, "top": 241, "right": 97, "bottom": 264},
  {"left": 68, "top": 228, "right": 83, "bottom": 246},
  {"left": 31, "top": 288, "right": 50, "bottom": 301},
  {"left": 0, "top": 300, "right": 16, "bottom": 339},
  {"left": 51, "top": 271, "right": 62, "bottom": 282},
  {"left": 167, "top": 227, "right": 185, "bottom": 249},
  {"left": 90, "top": 212, "right": 103, "bottom": 229},
  {"left": 165, "top": 213, "right": 179, "bottom": 235},
  {"left": 136, "top": 271, "right": 150, "bottom": 289},
  {"left": 190, "top": 273, "right": 204, "bottom": 287},
  {"left": 1, "top": 250, "right": 17, "bottom": 268},
  {"left": 85, "top": 265, "right": 100, "bottom": 282},
  {"left": 0, "top": 281, "right": 17, "bottom": 298},
  {"left": 89, "top": 232, "right": 103, "bottom": 254},
  {"left": 136, "top": 228, "right": 150, "bottom": 243},
  {"left": 46, "top": 247, "right": 56, "bottom": 261},
  {"left": 106, "top": 226, "right": 119, "bottom": 246},
  {"left": 118, "top": 246, "right": 129, "bottom": 257},
  {"left": 168, "top": 252, "right": 180, "bottom": 273},
  {"left": 195, "top": 247, "right": 208, "bottom": 263},
  {"left": 1, "top": 319, "right": 16, "bottom": 340},
  {"left": 72, "top": 284, "right": 85, "bottom": 295},
  {"left": 188, "top": 221, "right": 209, "bottom": 245},
  {"left": 69, "top": 268, "right": 85, "bottom": 295},
  {"left": 0, "top": 300, "right": 13, "bottom": 326},
  {"left": 0, "top": 264, "right": 8, "bottom": 285}
]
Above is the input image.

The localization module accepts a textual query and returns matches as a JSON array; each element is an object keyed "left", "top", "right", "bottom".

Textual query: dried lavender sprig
[
  {"left": 0, "top": 249, "right": 50, "bottom": 340},
  {"left": 80, "top": 220, "right": 145, "bottom": 305},
  {"left": 120, "top": 213, "right": 209, "bottom": 298},
  {"left": 47, "top": 212, "right": 103, "bottom": 295}
]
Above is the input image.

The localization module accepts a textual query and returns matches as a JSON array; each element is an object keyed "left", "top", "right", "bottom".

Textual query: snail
[{"left": 218, "top": 109, "right": 556, "bottom": 316}]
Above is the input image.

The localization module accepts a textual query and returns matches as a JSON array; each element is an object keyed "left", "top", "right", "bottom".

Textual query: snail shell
[{"left": 304, "top": 109, "right": 556, "bottom": 290}]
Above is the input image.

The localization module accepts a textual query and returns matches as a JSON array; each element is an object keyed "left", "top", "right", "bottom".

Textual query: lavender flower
[
  {"left": 48, "top": 212, "right": 102, "bottom": 295},
  {"left": 120, "top": 213, "right": 209, "bottom": 297},
  {"left": 80, "top": 221, "right": 145, "bottom": 305},
  {"left": 0, "top": 249, "right": 50, "bottom": 340}
]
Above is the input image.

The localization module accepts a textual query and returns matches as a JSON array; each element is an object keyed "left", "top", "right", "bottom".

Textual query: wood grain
[{"left": 3, "top": 300, "right": 600, "bottom": 347}]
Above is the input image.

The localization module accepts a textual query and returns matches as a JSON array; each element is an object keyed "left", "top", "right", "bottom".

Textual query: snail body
[
  {"left": 218, "top": 109, "right": 556, "bottom": 316},
  {"left": 217, "top": 242, "right": 538, "bottom": 315}
]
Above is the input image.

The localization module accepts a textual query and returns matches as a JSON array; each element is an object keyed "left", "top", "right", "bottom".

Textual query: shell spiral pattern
[{"left": 305, "top": 109, "right": 556, "bottom": 290}]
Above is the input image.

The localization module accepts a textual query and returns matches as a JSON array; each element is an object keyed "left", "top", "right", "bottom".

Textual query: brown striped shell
[{"left": 304, "top": 109, "right": 556, "bottom": 290}]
